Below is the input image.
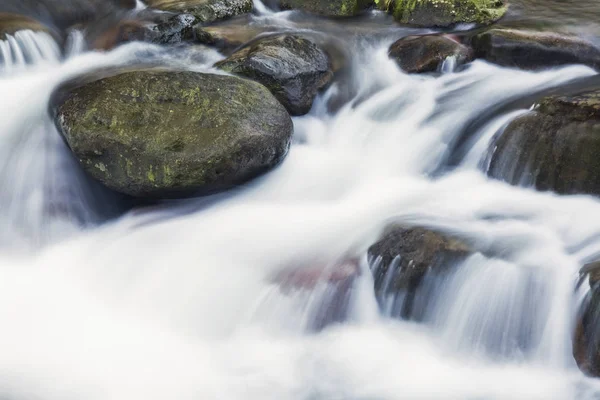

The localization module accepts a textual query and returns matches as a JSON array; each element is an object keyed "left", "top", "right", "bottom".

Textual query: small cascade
[{"left": 0, "top": 30, "right": 61, "bottom": 73}]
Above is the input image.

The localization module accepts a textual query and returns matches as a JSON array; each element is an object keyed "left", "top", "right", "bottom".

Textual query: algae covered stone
[
  {"left": 216, "top": 34, "right": 333, "bottom": 115},
  {"left": 146, "top": 0, "right": 252, "bottom": 23},
  {"left": 377, "top": 0, "right": 507, "bottom": 27},
  {"left": 279, "top": 0, "right": 373, "bottom": 17},
  {"left": 55, "top": 70, "right": 293, "bottom": 198}
]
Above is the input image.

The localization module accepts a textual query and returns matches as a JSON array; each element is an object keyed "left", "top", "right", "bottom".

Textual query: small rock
[
  {"left": 278, "top": 0, "right": 373, "bottom": 17},
  {"left": 146, "top": 0, "right": 253, "bottom": 23},
  {"left": 488, "top": 90, "right": 600, "bottom": 196},
  {"left": 376, "top": 0, "right": 507, "bottom": 27},
  {"left": 149, "top": 13, "right": 196, "bottom": 44},
  {"left": 469, "top": 29, "right": 600, "bottom": 70},
  {"left": 193, "top": 16, "right": 274, "bottom": 53},
  {"left": 388, "top": 34, "right": 473, "bottom": 73},
  {"left": 216, "top": 34, "right": 333, "bottom": 116},
  {"left": 368, "top": 226, "right": 471, "bottom": 318},
  {"left": 55, "top": 70, "right": 293, "bottom": 198}
]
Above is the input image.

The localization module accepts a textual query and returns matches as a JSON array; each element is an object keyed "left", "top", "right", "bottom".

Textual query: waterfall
[{"left": 1, "top": 7, "right": 600, "bottom": 400}]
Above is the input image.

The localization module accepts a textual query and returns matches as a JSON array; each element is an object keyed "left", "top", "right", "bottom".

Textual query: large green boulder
[
  {"left": 469, "top": 29, "right": 600, "bottom": 70},
  {"left": 488, "top": 90, "right": 600, "bottom": 196},
  {"left": 377, "top": 0, "right": 507, "bottom": 27},
  {"left": 216, "top": 34, "right": 333, "bottom": 116},
  {"left": 146, "top": 0, "right": 253, "bottom": 23},
  {"left": 55, "top": 71, "right": 293, "bottom": 198},
  {"left": 279, "top": 0, "right": 373, "bottom": 17}
]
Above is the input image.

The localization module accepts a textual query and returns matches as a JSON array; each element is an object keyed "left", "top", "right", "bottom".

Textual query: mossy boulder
[
  {"left": 146, "top": 0, "right": 253, "bottom": 23},
  {"left": 377, "top": 0, "right": 507, "bottom": 27},
  {"left": 279, "top": 0, "right": 373, "bottom": 17},
  {"left": 388, "top": 34, "right": 473, "bottom": 73},
  {"left": 488, "top": 90, "right": 600, "bottom": 196},
  {"left": 55, "top": 70, "right": 293, "bottom": 198},
  {"left": 216, "top": 34, "right": 333, "bottom": 116},
  {"left": 469, "top": 29, "right": 600, "bottom": 70},
  {"left": 368, "top": 226, "right": 471, "bottom": 318}
]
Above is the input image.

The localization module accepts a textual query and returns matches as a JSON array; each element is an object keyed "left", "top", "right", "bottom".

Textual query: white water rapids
[{"left": 2, "top": 7, "right": 600, "bottom": 399}]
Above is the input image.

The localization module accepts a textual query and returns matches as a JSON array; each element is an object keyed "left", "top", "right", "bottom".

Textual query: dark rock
[
  {"left": 574, "top": 277, "right": 600, "bottom": 377},
  {"left": 279, "top": 0, "right": 373, "bottom": 17},
  {"left": 89, "top": 18, "right": 149, "bottom": 50},
  {"left": 55, "top": 70, "right": 293, "bottom": 198},
  {"left": 388, "top": 34, "right": 473, "bottom": 74},
  {"left": 216, "top": 34, "right": 333, "bottom": 116},
  {"left": 368, "top": 226, "right": 471, "bottom": 318},
  {"left": 488, "top": 90, "right": 600, "bottom": 196},
  {"left": 146, "top": 0, "right": 253, "bottom": 23},
  {"left": 469, "top": 29, "right": 600, "bottom": 70},
  {"left": 149, "top": 13, "right": 196, "bottom": 44},
  {"left": 377, "top": 0, "right": 507, "bottom": 27}
]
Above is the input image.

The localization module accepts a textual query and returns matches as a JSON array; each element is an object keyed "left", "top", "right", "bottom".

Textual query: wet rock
[
  {"left": 0, "top": 13, "right": 51, "bottom": 40},
  {"left": 278, "top": 0, "right": 373, "bottom": 17},
  {"left": 574, "top": 277, "right": 600, "bottom": 377},
  {"left": 469, "top": 28, "right": 600, "bottom": 70},
  {"left": 89, "top": 19, "right": 149, "bottom": 50},
  {"left": 377, "top": 0, "right": 507, "bottom": 27},
  {"left": 368, "top": 226, "right": 471, "bottom": 318},
  {"left": 55, "top": 70, "right": 293, "bottom": 198},
  {"left": 146, "top": 0, "right": 253, "bottom": 23},
  {"left": 193, "top": 17, "right": 274, "bottom": 53},
  {"left": 216, "top": 34, "right": 333, "bottom": 116},
  {"left": 388, "top": 34, "right": 473, "bottom": 74},
  {"left": 488, "top": 90, "right": 600, "bottom": 196},
  {"left": 149, "top": 13, "right": 196, "bottom": 44}
]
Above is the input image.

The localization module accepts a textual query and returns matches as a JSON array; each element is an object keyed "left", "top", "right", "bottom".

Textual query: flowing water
[{"left": 2, "top": 2, "right": 600, "bottom": 400}]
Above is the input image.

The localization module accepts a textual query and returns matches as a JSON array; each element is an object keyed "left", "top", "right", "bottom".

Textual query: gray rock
[{"left": 216, "top": 34, "right": 333, "bottom": 116}]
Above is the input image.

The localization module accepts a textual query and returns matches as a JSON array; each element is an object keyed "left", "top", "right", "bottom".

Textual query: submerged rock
[
  {"left": 0, "top": 13, "right": 51, "bottom": 40},
  {"left": 216, "top": 34, "right": 333, "bottom": 116},
  {"left": 368, "top": 226, "right": 471, "bottom": 318},
  {"left": 469, "top": 29, "right": 600, "bottom": 70},
  {"left": 193, "top": 17, "right": 274, "bottom": 53},
  {"left": 377, "top": 0, "right": 507, "bottom": 27},
  {"left": 278, "top": 0, "right": 373, "bottom": 17},
  {"left": 146, "top": 0, "right": 253, "bottom": 23},
  {"left": 55, "top": 70, "right": 293, "bottom": 198},
  {"left": 488, "top": 90, "right": 600, "bottom": 196},
  {"left": 388, "top": 34, "right": 473, "bottom": 73}
]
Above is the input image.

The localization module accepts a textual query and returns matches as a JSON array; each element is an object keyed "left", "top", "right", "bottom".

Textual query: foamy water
[{"left": 1, "top": 8, "right": 600, "bottom": 400}]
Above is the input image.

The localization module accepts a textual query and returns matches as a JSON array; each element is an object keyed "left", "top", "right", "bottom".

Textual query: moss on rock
[
  {"left": 55, "top": 70, "right": 293, "bottom": 198},
  {"left": 377, "top": 0, "right": 507, "bottom": 27}
]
